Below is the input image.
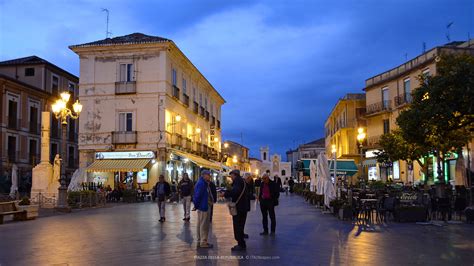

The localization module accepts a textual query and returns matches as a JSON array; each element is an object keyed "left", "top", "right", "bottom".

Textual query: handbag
[{"left": 228, "top": 182, "right": 246, "bottom": 216}]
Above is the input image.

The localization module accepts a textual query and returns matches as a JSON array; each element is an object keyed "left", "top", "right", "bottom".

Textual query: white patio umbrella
[
  {"left": 316, "top": 158, "right": 324, "bottom": 195},
  {"left": 318, "top": 152, "right": 336, "bottom": 208},
  {"left": 68, "top": 168, "right": 88, "bottom": 191},
  {"left": 309, "top": 160, "right": 317, "bottom": 192},
  {"left": 455, "top": 155, "right": 467, "bottom": 186},
  {"left": 9, "top": 164, "right": 18, "bottom": 198}
]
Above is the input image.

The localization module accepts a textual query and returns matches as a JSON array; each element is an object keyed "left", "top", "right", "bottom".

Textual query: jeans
[
  {"left": 196, "top": 210, "right": 210, "bottom": 245},
  {"left": 232, "top": 210, "right": 248, "bottom": 247},
  {"left": 182, "top": 196, "right": 192, "bottom": 219},
  {"left": 260, "top": 199, "right": 276, "bottom": 233},
  {"left": 157, "top": 200, "right": 166, "bottom": 218}
]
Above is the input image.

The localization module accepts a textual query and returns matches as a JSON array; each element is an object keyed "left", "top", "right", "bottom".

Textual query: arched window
[
  {"left": 281, "top": 170, "right": 286, "bottom": 176},
  {"left": 263, "top": 152, "right": 267, "bottom": 161}
]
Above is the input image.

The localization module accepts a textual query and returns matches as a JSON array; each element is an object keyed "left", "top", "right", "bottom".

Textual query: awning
[
  {"left": 302, "top": 159, "right": 317, "bottom": 176},
  {"left": 171, "top": 149, "right": 222, "bottom": 170},
  {"left": 328, "top": 159, "right": 358, "bottom": 176},
  {"left": 86, "top": 159, "right": 150, "bottom": 172}
]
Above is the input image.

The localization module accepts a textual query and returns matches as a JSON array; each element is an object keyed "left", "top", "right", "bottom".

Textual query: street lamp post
[
  {"left": 357, "top": 127, "right": 366, "bottom": 184},
  {"left": 51, "top": 91, "right": 82, "bottom": 210}
]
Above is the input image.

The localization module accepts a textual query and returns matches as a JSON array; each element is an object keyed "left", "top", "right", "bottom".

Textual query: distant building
[
  {"left": 364, "top": 39, "right": 474, "bottom": 183},
  {"left": 222, "top": 140, "right": 250, "bottom": 172},
  {"left": 69, "top": 33, "right": 225, "bottom": 188},
  {"left": 286, "top": 138, "right": 325, "bottom": 179},
  {"left": 0, "top": 56, "right": 79, "bottom": 193},
  {"left": 258, "top": 146, "right": 291, "bottom": 179}
]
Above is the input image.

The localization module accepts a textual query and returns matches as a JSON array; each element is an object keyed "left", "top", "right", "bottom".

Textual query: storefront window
[
  {"left": 137, "top": 168, "right": 148, "bottom": 184},
  {"left": 393, "top": 161, "right": 400, "bottom": 180},
  {"left": 368, "top": 166, "right": 378, "bottom": 180}
]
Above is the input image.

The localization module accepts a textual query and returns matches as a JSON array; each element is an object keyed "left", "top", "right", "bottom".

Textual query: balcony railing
[
  {"left": 171, "top": 133, "right": 183, "bottom": 147},
  {"left": 115, "top": 81, "right": 136, "bottom": 94},
  {"left": 182, "top": 93, "right": 190, "bottom": 107},
  {"left": 394, "top": 93, "right": 413, "bottom": 106},
  {"left": 112, "top": 131, "right": 137, "bottom": 144},
  {"left": 367, "top": 135, "right": 381, "bottom": 147},
  {"left": 172, "top": 85, "right": 180, "bottom": 100},
  {"left": 205, "top": 111, "right": 210, "bottom": 121},
  {"left": 7, "top": 117, "right": 20, "bottom": 130},
  {"left": 193, "top": 102, "right": 199, "bottom": 114},
  {"left": 366, "top": 100, "right": 391, "bottom": 115},
  {"left": 200, "top": 107, "right": 205, "bottom": 117},
  {"left": 217, "top": 120, "right": 221, "bottom": 129}
]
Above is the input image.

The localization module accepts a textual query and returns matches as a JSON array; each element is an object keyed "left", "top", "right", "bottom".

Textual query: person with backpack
[
  {"left": 178, "top": 173, "right": 193, "bottom": 221},
  {"left": 154, "top": 175, "right": 171, "bottom": 222}
]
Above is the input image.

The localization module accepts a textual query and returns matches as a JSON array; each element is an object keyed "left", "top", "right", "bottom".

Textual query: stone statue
[
  {"left": 9, "top": 164, "right": 18, "bottom": 198},
  {"left": 53, "top": 154, "right": 61, "bottom": 183}
]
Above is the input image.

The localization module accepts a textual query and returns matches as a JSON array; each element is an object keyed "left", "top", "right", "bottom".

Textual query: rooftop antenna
[
  {"left": 446, "top": 22, "right": 454, "bottom": 42},
  {"left": 422, "top": 42, "right": 426, "bottom": 53},
  {"left": 101, "top": 8, "right": 112, "bottom": 39}
]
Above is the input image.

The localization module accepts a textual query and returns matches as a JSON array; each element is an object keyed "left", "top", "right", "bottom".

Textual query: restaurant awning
[
  {"left": 171, "top": 149, "right": 222, "bottom": 170},
  {"left": 86, "top": 159, "right": 150, "bottom": 172},
  {"left": 302, "top": 159, "right": 317, "bottom": 176},
  {"left": 328, "top": 159, "right": 358, "bottom": 176}
]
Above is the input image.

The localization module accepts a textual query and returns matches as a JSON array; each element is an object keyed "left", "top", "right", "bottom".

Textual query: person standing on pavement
[
  {"left": 254, "top": 176, "right": 262, "bottom": 201},
  {"left": 222, "top": 169, "right": 250, "bottom": 251},
  {"left": 259, "top": 173, "right": 279, "bottom": 235},
  {"left": 289, "top": 177, "right": 295, "bottom": 193},
  {"left": 208, "top": 179, "right": 217, "bottom": 222},
  {"left": 193, "top": 170, "right": 213, "bottom": 248},
  {"left": 178, "top": 173, "right": 193, "bottom": 221},
  {"left": 274, "top": 175, "right": 283, "bottom": 191},
  {"left": 283, "top": 177, "right": 289, "bottom": 195},
  {"left": 154, "top": 175, "right": 171, "bottom": 222}
]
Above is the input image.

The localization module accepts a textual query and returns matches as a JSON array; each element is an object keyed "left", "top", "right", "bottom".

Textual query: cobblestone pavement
[{"left": 1, "top": 194, "right": 474, "bottom": 265}]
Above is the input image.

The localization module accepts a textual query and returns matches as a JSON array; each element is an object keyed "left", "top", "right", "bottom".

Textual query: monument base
[{"left": 31, "top": 162, "right": 58, "bottom": 208}]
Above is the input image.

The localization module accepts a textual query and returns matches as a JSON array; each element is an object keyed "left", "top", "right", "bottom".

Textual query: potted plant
[{"left": 16, "top": 196, "right": 39, "bottom": 220}]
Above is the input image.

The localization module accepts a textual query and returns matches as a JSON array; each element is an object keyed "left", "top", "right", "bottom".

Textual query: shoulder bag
[{"left": 228, "top": 182, "right": 246, "bottom": 216}]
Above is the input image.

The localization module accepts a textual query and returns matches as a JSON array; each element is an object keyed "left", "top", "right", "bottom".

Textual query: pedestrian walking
[
  {"left": 222, "top": 169, "right": 250, "bottom": 251},
  {"left": 193, "top": 170, "right": 213, "bottom": 248},
  {"left": 289, "top": 177, "right": 295, "bottom": 193},
  {"left": 209, "top": 179, "right": 217, "bottom": 222},
  {"left": 154, "top": 175, "right": 171, "bottom": 222},
  {"left": 283, "top": 177, "right": 289, "bottom": 195},
  {"left": 178, "top": 173, "right": 193, "bottom": 221},
  {"left": 259, "top": 173, "right": 279, "bottom": 235}
]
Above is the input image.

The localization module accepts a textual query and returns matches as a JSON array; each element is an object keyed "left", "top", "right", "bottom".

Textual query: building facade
[
  {"left": 286, "top": 138, "right": 326, "bottom": 179},
  {"left": 258, "top": 146, "right": 291, "bottom": 179},
  {"left": 69, "top": 33, "right": 225, "bottom": 189},
  {"left": 0, "top": 56, "right": 79, "bottom": 193},
  {"left": 364, "top": 40, "right": 474, "bottom": 184},
  {"left": 325, "top": 93, "right": 366, "bottom": 165},
  {"left": 222, "top": 140, "right": 250, "bottom": 172}
]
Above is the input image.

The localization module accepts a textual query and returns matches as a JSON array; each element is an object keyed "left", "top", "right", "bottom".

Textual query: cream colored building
[
  {"left": 364, "top": 40, "right": 474, "bottom": 184},
  {"left": 69, "top": 33, "right": 225, "bottom": 189},
  {"left": 222, "top": 140, "right": 250, "bottom": 172}
]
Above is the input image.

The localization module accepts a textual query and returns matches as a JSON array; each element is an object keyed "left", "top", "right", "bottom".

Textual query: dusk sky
[{"left": 1, "top": 0, "right": 472, "bottom": 158}]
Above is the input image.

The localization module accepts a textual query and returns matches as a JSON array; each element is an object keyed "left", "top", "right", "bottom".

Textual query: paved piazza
[{"left": 1, "top": 195, "right": 473, "bottom": 265}]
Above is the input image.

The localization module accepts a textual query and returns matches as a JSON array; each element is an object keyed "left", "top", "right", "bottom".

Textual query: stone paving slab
[{"left": 0, "top": 194, "right": 473, "bottom": 265}]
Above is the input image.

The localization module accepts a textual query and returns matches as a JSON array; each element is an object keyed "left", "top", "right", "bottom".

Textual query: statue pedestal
[{"left": 31, "top": 162, "right": 57, "bottom": 208}]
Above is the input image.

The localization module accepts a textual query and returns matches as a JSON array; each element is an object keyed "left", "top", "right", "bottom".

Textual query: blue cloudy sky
[{"left": 0, "top": 0, "right": 472, "bottom": 158}]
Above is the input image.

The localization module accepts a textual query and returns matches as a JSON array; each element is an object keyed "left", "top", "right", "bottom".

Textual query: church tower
[{"left": 260, "top": 146, "right": 270, "bottom": 162}]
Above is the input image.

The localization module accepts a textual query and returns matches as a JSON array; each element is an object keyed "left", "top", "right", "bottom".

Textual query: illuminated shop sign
[{"left": 95, "top": 151, "right": 155, "bottom": 160}]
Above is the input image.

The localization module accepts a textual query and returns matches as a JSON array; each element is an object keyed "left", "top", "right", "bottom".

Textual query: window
[
  {"left": 263, "top": 152, "right": 267, "bottom": 161},
  {"left": 172, "top": 68, "right": 177, "bottom": 86},
  {"left": 29, "top": 139, "right": 37, "bottom": 163},
  {"left": 68, "top": 120, "right": 76, "bottom": 141},
  {"left": 281, "top": 170, "right": 286, "bottom": 176},
  {"left": 7, "top": 136, "right": 17, "bottom": 162},
  {"left": 382, "top": 87, "right": 389, "bottom": 108},
  {"left": 120, "top": 64, "right": 134, "bottom": 82},
  {"left": 68, "top": 82, "right": 76, "bottom": 100},
  {"left": 29, "top": 104, "right": 39, "bottom": 133},
  {"left": 52, "top": 75, "right": 59, "bottom": 95},
  {"left": 8, "top": 96, "right": 18, "bottom": 128},
  {"left": 182, "top": 78, "right": 187, "bottom": 94},
  {"left": 422, "top": 69, "right": 430, "bottom": 85},
  {"left": 25, "top": 68, "right": 35, "bottom": 76},
  {"left": 68, "top": 146, "right": 75, "bottom": 167},
  {"left": 403, "top": 78, "right": 410, "bottom": 95},
  {"left": 383, "top": 119, "right": 390, "bottom": 134},
  {"left": 119, "top": 112, "right": 133, "bottom": 132}
]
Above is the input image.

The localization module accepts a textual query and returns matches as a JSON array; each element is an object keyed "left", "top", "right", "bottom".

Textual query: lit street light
[
  {"left": 51, "top": 91, "right": 82, "bottom": 210},
  {"left": 357, "top": 127, "right": 366, "bottom": 183}
]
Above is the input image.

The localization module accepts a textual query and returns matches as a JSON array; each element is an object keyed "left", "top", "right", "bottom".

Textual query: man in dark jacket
[
  {"left": 155, "top": 175, "right": 171, "bottom": 222},
  {"left": 259, "top": 173, "right": 279, "bottom": 235},
  {"left": 178, "top": 173, "right": 193, "bottom": 221},
  {"left": 223, "top": 169, "right": 250, "bottom": 251}
]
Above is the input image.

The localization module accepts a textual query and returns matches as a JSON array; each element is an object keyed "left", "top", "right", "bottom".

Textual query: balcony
[
  {"left": 200, "top": 107, "right": 205, "bottom": 117},
  {"left": 115, "top": 81, "right": 136, "bottom": 94},
  {"left": 185, "top": 138, "right": 192, "bottom": 151},
  {"left": 211, "top": 116, "right": 216, "bottom": 126},
  {"left": 182, "top": 93, "right": 190, "bottom": 107},
  {"left": 171, "top": 133, "right": 183, "bottom": 147},
  {"left": 172, "top": 85, "right": 180, "bottom": 100},
  {"left": 217, "top": 120, "right": 221, "bottom": 129},
  {"left": 394, "top": 93, "right": 412, "bottom": 107},
  {"left": 367, "top": 135, "right": 381, "bottom": 148},
  {"left": 112, "top": 131, "right": 137, "bottom": 144},
  {"left": 205, "top": 111, "right": 210, "bottom": 121},
  {"left": 7, "top": 117, "right": 20, "bottom": 130},
  {"left": 193, "top": 102, "right": 199, "bottom": 114},
  {"left": 366, "top": 100, "right": 391, "bottom": 115}
]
